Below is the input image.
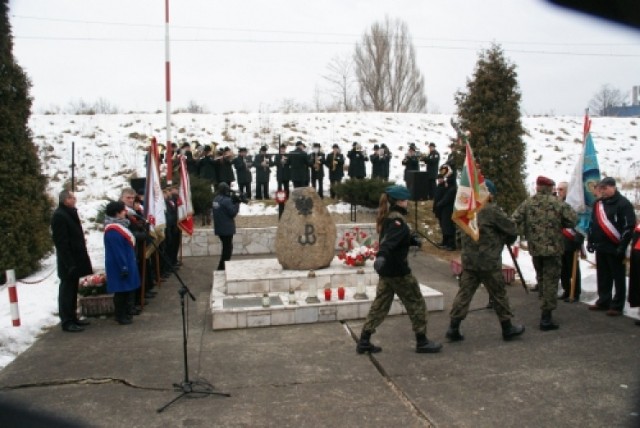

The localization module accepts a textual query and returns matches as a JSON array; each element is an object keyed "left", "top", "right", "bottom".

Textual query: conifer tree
[
  {"left": 453, "top": 43, "right": 527, "bottom": 214},
  {"left": 0, "top": 0, "right": 53, "bottom": 280}
]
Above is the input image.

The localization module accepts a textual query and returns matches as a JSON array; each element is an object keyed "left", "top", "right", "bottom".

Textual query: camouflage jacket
[
  {"left": 512, "top": 188, "right": 577, "bottom": 256},
  {"left": 461, "top": 202, "right": 517, "bottom": 271}
]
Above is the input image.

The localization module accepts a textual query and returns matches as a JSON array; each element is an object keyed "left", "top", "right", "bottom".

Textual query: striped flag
[
  {"left": 565, "top": 112, "right": 600, "bottom": 234},
  {"left": 177, "top": 155, "right": 194, "bottom": 236},
  {"left": 452, "top": 143, "right": 488, "bottom": 241},
  {"left": 144, "top": 137, "right": 167, "bottom": 257}
]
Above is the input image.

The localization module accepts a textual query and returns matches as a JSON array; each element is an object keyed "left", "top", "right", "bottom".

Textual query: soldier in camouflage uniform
[
  {"left": 446, "top": 179, "right": 525, "bottom": 341},
  {"left": 512, "top": 176, "right": 577, "bottom": 330},
  {"left": 356, "top": 185, "right": 442, "bottom": 354}
]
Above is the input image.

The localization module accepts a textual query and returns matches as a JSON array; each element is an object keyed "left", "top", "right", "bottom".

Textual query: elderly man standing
[
  {"left": 587, "top": 177, "right": 635, "bottom": 316},
  {"left": 51, "top": 190, "right": 93, "bottom": 332},
  {"left": 512, "top": 176, "right": 577, "bottom": 331}
]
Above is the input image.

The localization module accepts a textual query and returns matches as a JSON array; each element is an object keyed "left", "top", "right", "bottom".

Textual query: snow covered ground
[{"left": 0, "top": 112, "right": 638, "bottom": 370}]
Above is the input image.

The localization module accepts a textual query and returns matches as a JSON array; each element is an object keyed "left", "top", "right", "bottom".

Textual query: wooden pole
[{"left": 569, "top": 250, "right": 579, "bottom": 302}]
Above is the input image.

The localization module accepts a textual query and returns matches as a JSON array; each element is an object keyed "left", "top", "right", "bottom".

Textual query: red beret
[{"left": 536, "top": 176, "right": 555, "bottom": 187}]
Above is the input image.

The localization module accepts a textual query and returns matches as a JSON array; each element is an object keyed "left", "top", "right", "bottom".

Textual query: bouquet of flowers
[
  {"left": 337, "top": 227, "right": 378, "bottom": 267},
  {"left": 78, "top": 272, "right": 107, "bottom": 297}
]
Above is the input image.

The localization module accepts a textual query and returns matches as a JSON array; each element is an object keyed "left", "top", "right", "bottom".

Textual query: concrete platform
[{"left": 211, "top": 258, "right": 444, "bottom": 330}]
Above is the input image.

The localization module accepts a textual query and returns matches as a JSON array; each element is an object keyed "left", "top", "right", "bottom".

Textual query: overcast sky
[{"left": 7, "top": 0, "right": 640, "bottom": 115}]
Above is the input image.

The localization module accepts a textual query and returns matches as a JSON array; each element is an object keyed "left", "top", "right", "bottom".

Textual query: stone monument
[{"left": 275, "top": 187, "right": 336, "bottom": 270}]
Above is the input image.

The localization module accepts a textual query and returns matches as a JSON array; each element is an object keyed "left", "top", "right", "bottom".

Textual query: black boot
[
  {"left": 356, "top": 330, "right": 382, "bottom": 354},
  {"left": 416, "top": 333, "right": 443, "bottom": 353},
  {"left": 500, "top": 319, "right": 525, "bottom": 341},
  {"left": 445, "top": 318, "right": 464, "bottom": 341},
  {"left": 539, "top": 310, "right": 559, "bottom": 331}
]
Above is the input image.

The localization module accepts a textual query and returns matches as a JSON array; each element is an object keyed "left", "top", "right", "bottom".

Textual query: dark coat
[
  {"left": 197, "top": 155, "right": 218, "bottom": 183},
  {"left": 347, "top": 149, "right": 367, "bottom": 179},
  {"left": 274, "top": 153, "right": 291, "bottom": 182},
  {"left": 233, "top": 155, "right": 253, "bottom": 184},
  {"left": 402, "top": 155, "right": 420, "bottom": 183},
  {"left": 432, "top": 180, "right": 446, "bottom": 220},
  {"left": 309, "top": 152, "right": 326, "bottom": 179},
  {"left": 288, "top": 148, "right": 311, "bottom": 182},
  {"left": 253, "top": 153, "right": 273, "bottom": 184},
  {"left": 370, "top": 153, "right": 385, "bottom": 179},
  {"left": 212, "top": 194, "right": 239, "bottom": 236},
  {"left": 325, "top": 152, "right": 345, "bottom": 181},
  {"left": 423, "top": 149, "right": 440, "bottom": 179},
  {"left": 376, "top": 207, "right": 412, "bottom": 277},
  {"left": 104, "top": 222, "right": 140, "bottom": 293},
  {"left": 436, "top": 176, "right": 457, "bottom": 236},
  {"left": 217, "top": 157, "right": 235, "bottom": 184},
  {"left": 51, "top": 204, "right": 93, "bottom": 280},
  {"left": 588, "top": 190, "right": 635, "bottom": 254}
]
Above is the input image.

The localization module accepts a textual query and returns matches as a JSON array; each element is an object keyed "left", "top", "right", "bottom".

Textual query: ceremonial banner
[
  {"left": 144, "top": 137, "right": 167, "bottom": 257},
  {"left": 177, "top": 155, "right": 194, "bottom": 236},
  {"left": 565, "top": 113, "right": 600, "bottom": 234},
  {"left": 452, "top": 143, "right": 488, "bottom": 241}
]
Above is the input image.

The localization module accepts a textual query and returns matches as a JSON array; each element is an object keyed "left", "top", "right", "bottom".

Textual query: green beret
[{"left": 385, "top": 185, "right": 411, "bottom": 200}]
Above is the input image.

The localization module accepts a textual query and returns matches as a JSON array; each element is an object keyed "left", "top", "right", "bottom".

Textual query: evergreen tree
[
  {"left": 0, "top": 0, "right": 53, "bottom": 281},
  {"left": 453, "top": 43, "right": 527, "bottom": 214}
]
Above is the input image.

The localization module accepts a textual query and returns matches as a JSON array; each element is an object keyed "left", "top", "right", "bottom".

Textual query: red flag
[
  {"left": 177, "top": 155, "right": 194, "bottom": 236},
  {"left": 452, "top": 143, "right": 488, "bottom": 241}
]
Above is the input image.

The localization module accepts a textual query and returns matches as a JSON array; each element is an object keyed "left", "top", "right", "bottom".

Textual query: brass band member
[
  {"left": 309, "top": 143, "right": 326, "bottom": 198},
  {"left": 325, "top": 143, "right": 345, "bottom": 198}
]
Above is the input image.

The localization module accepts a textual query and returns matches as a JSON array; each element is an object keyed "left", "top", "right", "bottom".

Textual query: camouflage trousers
[
  {"left": 450, "top": 269, "right": 514, "bottom": 322},
  {"left": 363, "top": 274, "right": 427, "bottom": 335},
  {"left": 532, "top": 255, "right": 562, "bottom": 311}
]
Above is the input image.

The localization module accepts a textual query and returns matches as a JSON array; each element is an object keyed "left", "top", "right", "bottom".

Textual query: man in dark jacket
[
  {"left": 212, "top": 182, "right": 240, "bottom": 270},
  {"left": 370, "top": 144, "right": 385, "bottom": 179},
  {"left": 217, "top": 147, "right": 236, "bottom": 186},
  {"left": 309, "top": 143, "right": 326, "bottom": 198},
  {"left": 233, "top": 147, "right": 253, "bottom": 199},
  {"left": 380, "top": 144, "right": 391, "bottom": 180},
  {"left": 275, "top": 144, "right": 291, "bottom": 195},
  {"left": 587, "top": 177, "right": 636, "bottom": 316},
  {"left": 197, "top": 146, "right": 218, "bottom": 185},
  {"left": 422, "top": 142, "right": 440, "bottom": 200},
  {"left": 289, "top": 141, "right": 311, "bottom": 188},
  {"left": 402, "top": 143, "right": 420, "bottom": 183},
  {"left": 253, "top": 145, "right": 273, "bottom": 200},
  {"left": 51, "top": 190, "right": 93, "bottom": 332},
  {"left": 347, "top": 142, "right": 367, "bottom": 179},
  {"left": 556, "top": 181, "right": 584, "bottom": 302},
  {"left": 435, "top": 172, "right": 457, "bottom": 251},
  {"left": 325, "top": 144, "right": 345, "bottom": 198}
]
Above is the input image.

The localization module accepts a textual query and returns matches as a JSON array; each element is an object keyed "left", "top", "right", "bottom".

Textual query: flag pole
[
  {"left": 165, "top": 0, "right": 173, "bottom": 185},
  {"left": 507, "top": 244, "right": 529, "bottom": 294}
]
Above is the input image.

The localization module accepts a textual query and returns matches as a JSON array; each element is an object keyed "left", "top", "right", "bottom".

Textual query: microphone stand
[{"left": 153, "top": 236, "right": 230, "bottom": 413}]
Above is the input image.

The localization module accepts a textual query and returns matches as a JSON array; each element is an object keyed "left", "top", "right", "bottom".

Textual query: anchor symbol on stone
[{"left": 297, "top": 224, "right": 316, "bottom": 246}]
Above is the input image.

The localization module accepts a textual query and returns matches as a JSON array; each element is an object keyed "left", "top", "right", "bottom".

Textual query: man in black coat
[
  {"left": 274, "top": 144, "right": 291, "bottom": 195},
  {"left": 212, "top": 183, "right": 241, "bottom": 270},
  {"left": 253, "top": 145, "right": 273, "bottom": 200},
  {"left": 370, "top": 144, "right": 385, "bottom": 179},
  {"left": 347, "top": 142, "right": 367, "bottom": 179},
  {"left": 423, "top": 142, "right": 440, "bottom": 200},
  {"left": 402, "top": 143, "right": 420, "bottom": 183},
  {"left": 380, "top": 144, "right": 391, "bottom": 180},
  {"left": 309, "top": 143, "right": 326, "bottom": 198},
  {"left": 232, "top": 147, "right": 253, "bottom": 199},
  {"left": 436, "top": 173, "right": 458, "bottom": 251},
  {"left": 197, "top": 146, "right": 218, "bottom": 185},
  {"left": 289, "top": 141, "right": 311, "bottom": 188},
  {"left": 51, "top": 190, "right": 93, "bottom": 332},
  {"left": 217, "top": 147, "right": 236, "bottom": 187},
  {"left": 587, "top": 177, "right": 636, "bottom": 316},
  {"left": 325, "top": 143, "right": 345, "bottom": 198}
]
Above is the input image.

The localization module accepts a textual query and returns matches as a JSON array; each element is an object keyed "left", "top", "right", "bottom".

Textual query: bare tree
[
  {"left": 353, "top": 17, "right": 426, "bottom": 112},
  {"left": 589, "top": 84, "right": 627, "bottom": 116},
  {"left": 322, "top": 53, "right": 356, "bottom": 111}
]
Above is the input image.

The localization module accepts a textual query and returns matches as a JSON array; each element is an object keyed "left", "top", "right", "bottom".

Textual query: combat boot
[
  {"left": 445, "top": 318, "right": 464, "bottom": 342},
  {"left": 539, "top": 310, "right": 559, "bottom": 331},
  {"left": 356, "top": 330, "right": 382, "bottom": 354},
  {"left": 415, "top": 333, "right": 443, "bottom": 353},
  {"left": 500, "top": 319, "right": 525, "bottom": 341}
]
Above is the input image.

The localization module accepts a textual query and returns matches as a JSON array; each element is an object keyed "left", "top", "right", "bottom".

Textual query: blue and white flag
[{"left": 566, "top": 127, "right": 600, "bottom": 235}]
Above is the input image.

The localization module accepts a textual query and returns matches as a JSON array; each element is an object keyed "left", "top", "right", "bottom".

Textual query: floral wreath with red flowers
[{"left": 337, "top": 227, "right": 378, "bottom": 266}]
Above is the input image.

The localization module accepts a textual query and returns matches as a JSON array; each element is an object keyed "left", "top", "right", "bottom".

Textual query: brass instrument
[
  {"left": 314, "top": 153, "right": 322, "bottom": 171},
  {"left": 331, "top": 155, "right": 337, "bottom": 172}
]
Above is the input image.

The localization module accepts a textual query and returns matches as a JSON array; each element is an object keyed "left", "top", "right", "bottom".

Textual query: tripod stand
[{"left": 156, "top": 244, "right": 230, "bottom": 413}]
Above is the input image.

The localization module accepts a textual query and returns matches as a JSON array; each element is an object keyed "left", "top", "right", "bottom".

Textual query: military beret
[
  {"left": 385, "top": 185, "right": 411, "bottom": 201},
  {"left": 484, "top": 179, "right": 497, "bottom": 196},
  {"left": 536, "top": 176, "right": 555, "bottom": 187},
  {"left": 597, "top": 177, "right": 616, "bottom": 187}
]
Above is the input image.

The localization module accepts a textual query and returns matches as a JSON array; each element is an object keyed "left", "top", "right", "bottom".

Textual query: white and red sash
[
  {"left": 562, "top": 228, "right": 577, "bottom": 240},
  {"left": 105, "top": 223, "right": 136, "bottom": 248},
  {"left": 594, "top": 201, "right": 620, "bottom": 244},
  {"left": 634, "top": 223, "right": 640, "bottom": 251}
]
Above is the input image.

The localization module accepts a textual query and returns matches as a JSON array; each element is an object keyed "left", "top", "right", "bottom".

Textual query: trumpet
[
  {"left": 261, "top": 155, "right": 271, "bottom": 171},
  {"left": 314, "top": 153, "right": 322, "bottom": 171},
  {"left": 331, "top": 156, "right": 337, "bottom": 172}
]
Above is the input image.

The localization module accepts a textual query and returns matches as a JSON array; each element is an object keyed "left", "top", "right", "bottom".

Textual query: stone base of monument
[{"left": 211, "top": 258, "right": 444, "bottom": 330}]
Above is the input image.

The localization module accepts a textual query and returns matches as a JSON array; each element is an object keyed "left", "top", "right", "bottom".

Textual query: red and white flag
[
  {"left": 177, "top": 155, "right": 194, "bottom": 236},
  {"left": 144, "top": 137, "right": 167, "bottom": 256}
]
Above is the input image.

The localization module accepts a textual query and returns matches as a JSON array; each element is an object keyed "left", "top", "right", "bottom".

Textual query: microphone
[{"left": 127, "top": 208, "right": 149, "bottom": 224}]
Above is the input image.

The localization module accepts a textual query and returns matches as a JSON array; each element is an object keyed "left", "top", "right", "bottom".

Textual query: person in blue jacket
[
  {"left": 104, "top": 201, "right": 140, "bottom": 325},
  {"left": 212, "top": 182, "right": 241, "bottom": 270}
]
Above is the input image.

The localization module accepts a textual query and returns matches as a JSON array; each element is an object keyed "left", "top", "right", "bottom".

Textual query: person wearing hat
[
  {"left": 512, "top": 175, "right": 577, "bottom": 331},
  {"left": 347, "top": 141, "right": 368, "bottom": 179},
  {"left": 434, "top": 165, "right": 457, "bottom": 251},
  {"left": 446, "top": 179, "right": 525, "bottom": 342},
  {"left": 357, "top": 185, "right": 442, "bottom": 354},
  {"left": 402, "top": 143, "right": 420, "bottom": 183},
  {"left": 212, "top": 182, "right": 240, "bottom": 271},
  {"left": 325, "top": 143, "right": 345, "bottom": 198},
  {"left": 253, "top": 145, "right": 273, "bottom": 200},
  {"left": 587, "top": 177, "right": 635, "bottom": 316},
  {"left": 217, "top": 147, "right": 236, "bottom": 187},
  {"left": 370, "top": 144, "right": 385, "bottom": 179},
  {"left": 274, "top": 144, "right": 291, "bottom": 195},
  {"left": 104, "top": 200, "right": 141, "bottom": 325},
  {"left": 289, "top": 141, "right": 311, "bottom": 188},
  {"left": 422, "top": 142, "right": 440, "bottom": 200},
  {"left": 197, "top": 145, "right": 218, "bottom": 187},
  {"left": 380, "top": 144, "right": 391, "bottom": 180},
  {"left": 232, "top": 147, "right": 253, "bottom": 200},
  {"left": 308, "top": 143, "right": 326, "bottom": 197}
]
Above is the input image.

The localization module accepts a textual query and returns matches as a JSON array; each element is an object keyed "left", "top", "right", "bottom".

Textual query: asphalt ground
[{"left": 0, "top": 251, "right": 639, "bottom": 427}]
